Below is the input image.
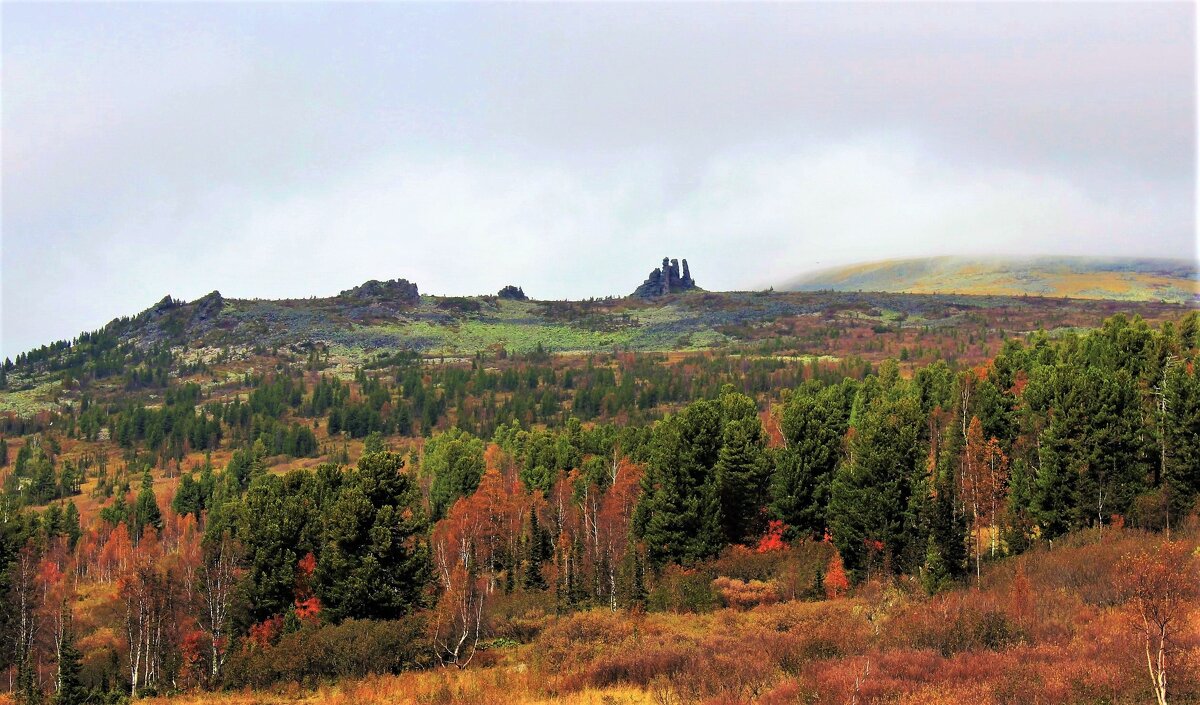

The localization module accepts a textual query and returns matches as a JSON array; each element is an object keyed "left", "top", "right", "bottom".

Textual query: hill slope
[
  {"left": 3, "top": 280, "right": 1189, "bottom": 419},
  {"left": 782, "top": 256, "right": 1199, "bottom": 303}
]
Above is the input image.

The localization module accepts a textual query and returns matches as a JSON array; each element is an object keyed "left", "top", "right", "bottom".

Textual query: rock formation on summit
[
  {"left": 339, "top": 278, "right": 420, "bottom": 304},
  {"left": 498, "top": 285, "right": 529, "bottom": 301},
  {"left": 632, "top": 257, "right": 700, "bottom": 298}
]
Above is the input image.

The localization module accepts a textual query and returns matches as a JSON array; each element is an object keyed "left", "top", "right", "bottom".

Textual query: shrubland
[{"left": 121, "top": 525, "right": 1198, "bottom": 705}]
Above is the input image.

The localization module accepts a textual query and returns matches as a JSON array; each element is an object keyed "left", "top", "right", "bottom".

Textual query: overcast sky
[{"left": 2, "top": 2, "right": 1196, "bottom": 358}]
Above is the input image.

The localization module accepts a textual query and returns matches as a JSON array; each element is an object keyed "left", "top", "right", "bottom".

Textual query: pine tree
[
  {"left": 363, "top": 431, "right": 385, "bottom": 455},
  {"left": 922, "top": 534, "right": 950, "bottom": 595},
  {"left": 617, "top": 541, "right": 647, "bottom": 607},
  {"left": 828, "top": 388, "right": 925, "bottom": 580},
  {"left": 43, "top": 504, "right": 64, "bottom": 537},
  {"left": 315, "top": 451, "right": 432, "bottom": 621},
  {"left": 16, "top": 661, "right": 39, "bottom": 705},
  {"left": 1004, "top": 459, "right": 1036, "bottom": 554},
  {"left": 634, "top": 400, "right": 724, "bottom": 567},
  {"left": 171, "top": 473, "right": 202, "bottom": 518},
  {"left": 1163, "top": 361, "right": 1200, "bottom": 523},
  {"left": 769, "top": 381, "right": 852, "bottom": 539},
  {"left": 54, "top": 619, "right": 85, "bottom": 705},
  {"left": 62, "top": 503, "right": 81, "bottom": 551},
  {"left": 925, "top": 464, "right": 967, "bottom": 590},
  {"left": 715, "top": 414, "right": 771, "bottom": 544},
  {"left": 425, "top": 428, "right": 486, "bottom": 520},
  {"left": 523, "top": 508, "right": 547, "bottom": 590},
  {"left": 29, "top": 451, "right": 57, "bottom": 504},
  {"left": 133, "top": 471, "right": 163, "bottom": 541},
  {"left": 1034, "top": 413, "right": 1077, "bottom": 541},
  {"left": 1180, "top": 311, "right": 1198, "bottom": 351}
]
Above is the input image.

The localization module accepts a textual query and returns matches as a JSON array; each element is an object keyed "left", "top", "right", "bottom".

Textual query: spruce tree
[
  {"left": 924, "top": 468, "right": 966, "bottom": 592},
  {"left": 1004, "top": 459, "right": 1036, "bottom": 553},
  {"left": 1034, "top": 423, "right": 1074, "bottom": 540},
  {"left": 715, "top": 415, "right": 771, "bottom": 544},
  {"left": 1163, "top": 361, "right": 1200, "bottom": 523},
  {"left": 171, "top": 473, "right": 202, "bottom": 518},
  {"left": 43, "top": 504, "right": 64, "bottom": 537}
]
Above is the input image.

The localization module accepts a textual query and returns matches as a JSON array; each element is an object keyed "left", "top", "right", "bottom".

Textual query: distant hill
[
  {"left": 3, "top": 256, "right": 1194, "bottom": 411},
  {"left": 782, "top": 256, "right": 1199, "bottom": 304}
]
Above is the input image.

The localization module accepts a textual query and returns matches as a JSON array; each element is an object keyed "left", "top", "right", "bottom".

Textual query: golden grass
[{"left": 140, "top": 668, "right": 656, "bottom": 705}]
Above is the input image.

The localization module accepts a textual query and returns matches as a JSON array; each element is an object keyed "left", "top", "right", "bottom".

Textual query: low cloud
[
  {"left": 6, "top": 135, "right": 1186, "bottom": 357},
  {"left": 2, "top": 3, "right": 1193, "bottom": 357}
]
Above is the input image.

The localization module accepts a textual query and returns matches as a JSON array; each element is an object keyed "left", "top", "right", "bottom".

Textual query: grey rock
[{"left": 632, "top": 257, "right": 699, "bottom": 298}]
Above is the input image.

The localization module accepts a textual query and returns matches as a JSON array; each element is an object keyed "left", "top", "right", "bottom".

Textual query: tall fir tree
[
  {"left": 62, "top": 502, "right": 81, "bottom": 551},
  {"left": 1163, "top": 361, "right": 1200, "bottom": 522},
  {"left": 171, "top": 472, "right": 203, "bottom": 518}
]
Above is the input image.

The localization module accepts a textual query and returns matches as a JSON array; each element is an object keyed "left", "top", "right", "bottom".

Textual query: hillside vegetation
[
  {"left": 784, "top": 256, "right": 1199, "bottom": 304},
  {"left": 0, "top": 284, "right": 1197, "bottom": 705},
  {"left": 134, "top": 526, "right": 1199, "bottom": 705}
]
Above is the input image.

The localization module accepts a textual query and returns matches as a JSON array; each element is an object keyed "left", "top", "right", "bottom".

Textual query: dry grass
[
  {"left": 135, "top": 529, "right": 1199, "bottom": 705},
  {"left": 140, "top": 668, "right": 655, "bottom": 705}
]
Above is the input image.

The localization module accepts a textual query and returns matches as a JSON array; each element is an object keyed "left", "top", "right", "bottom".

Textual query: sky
[{"left": 2, "top": 2, "right": 1196, "bottom": 358}]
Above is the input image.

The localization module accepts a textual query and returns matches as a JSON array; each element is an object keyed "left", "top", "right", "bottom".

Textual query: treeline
[{"left": 6, "top": 331, "right": 205, "bottom": 392}]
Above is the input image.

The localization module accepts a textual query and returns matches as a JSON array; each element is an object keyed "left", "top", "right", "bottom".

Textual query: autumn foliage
[{"left": 824, "top": 549, "right": 850, "bottom": 599}]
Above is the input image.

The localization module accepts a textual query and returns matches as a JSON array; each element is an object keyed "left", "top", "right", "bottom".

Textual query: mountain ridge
[{"left": 781, "top": 255, "right": 1198, "bottom": 304}]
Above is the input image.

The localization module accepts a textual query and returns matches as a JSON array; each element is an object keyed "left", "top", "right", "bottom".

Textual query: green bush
[
  {"left": 224, "top": 616, "right": 433, "bottom": 688},
  {"left": 647, "top": 565, "right": 718, "bottom": 613}
]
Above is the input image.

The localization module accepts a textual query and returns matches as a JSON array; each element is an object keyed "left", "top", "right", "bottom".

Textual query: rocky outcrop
[
  {"left": 339, "top": 278, "right": 420, "bottom": 304},
  {"left": 632, "top": 257, "right": 699, "bottom": 298},
  {"left": 153, "top": 295, "right": 180, "bottom": 313},
  {"left": 193, "top": 291, "right": 225, "bottom": 321},
  {"left": 498, "top": 285, "right": 529, "bottom": 301}
]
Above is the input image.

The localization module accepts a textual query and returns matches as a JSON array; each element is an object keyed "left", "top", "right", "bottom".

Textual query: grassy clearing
[
  {"left": 0, "top": 379, "right": 64, "bottom": 415},
  {"left": 375, "top": 320, "right": 638, "bottom": 355}
]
